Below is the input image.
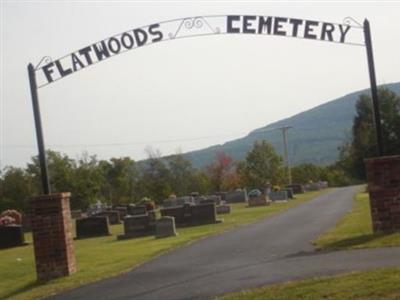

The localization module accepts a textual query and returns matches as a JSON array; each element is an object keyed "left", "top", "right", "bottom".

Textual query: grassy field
[
  {"left": 219, "top": 191, "right": 400, "bottom": 300},
  {"left": 0, "top": 190, "right": 326, "bottom": 300},
  {"left": 218, "top": 268, "right": 400, "bottom": 300},
  {"left": 314, "top": 192, "right": 400, "bottom": 250}
]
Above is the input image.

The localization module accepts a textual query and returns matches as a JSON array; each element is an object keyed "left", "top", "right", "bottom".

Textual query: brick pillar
[
  {"left": 365, "top": 155, "right": 400, "bottom": 233},
  {"left": 30, "top": 193, "right": 77, "bottom": 281}
]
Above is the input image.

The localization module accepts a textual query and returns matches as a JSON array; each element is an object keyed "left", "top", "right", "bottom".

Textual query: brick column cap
[
  {"left": 30, "top": 192, "right": 71, "bottom": 203},
  {"left": 364, "top": 155, "right": 400, "bottom": 164}
]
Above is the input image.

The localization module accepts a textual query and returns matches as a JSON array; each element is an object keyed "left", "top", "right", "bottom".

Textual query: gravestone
[
  {"left": 283, "top": 188, "right": 294, "bottom": 199},
  {"left": 161, "top": 203, "right": 221, "bottom": 226},
  {"left": 248, "top": 189, "right": 268, "bottom": 207},
  {"left": 160, "top": 206, "right": 186, "bottom": 225},
  {"left": 117, "top": 215, "right": 154, "bottom": 239},
  {"left": 0, "top": 225, "right": 25, "bottom": 248},
  {"left": 199, "top": 198, "right": 215, "bottom": 205},
  {"left": 319, "top": 181, "right": 329, "bottom": 189},
  {"left": 225, "top": 190, "right": 248, "bottom": 203},
  {"left": 269, "top": 191, "right": 288, "bottom": 201},
  {"left": 286, "top": 184, "right": 304, "bottom": 194},
  {"left": 214, "top": 191, "right": 227, "bottom": 201},
  {"left": 163, "top": 198, "right": 176, "bottom": 208},
  {"left": 176, "top": 196, "right": 195, "bottom": 206},
  {"left": 191, "top": 203, "right": 219, "bottom": 225},
  {"left": 114, "top": 206, "right": 128, "bottom": 219},
  {"left": 304, "top": 183, "right": 321, "bottom": 191},
  {"left": 76, "top": 216, "right": 110, "bottom": 239},
  {"left": 199, "top": 195, "right": 221, "bottom": 205},
  {"left": 155, "top": 217, "right": 177, "bottom": 238},
  {"left": 95, "top": 210, "right": 120, "bottom": 225},
  {"left": 248, "top": 196, "right": 268, "bottom": 207},
  {"left": 216, "top": 204, "right": 231, "bottom": 214},
  {"left": 129, "top": 205, "right": 147, "bottom": 216}
]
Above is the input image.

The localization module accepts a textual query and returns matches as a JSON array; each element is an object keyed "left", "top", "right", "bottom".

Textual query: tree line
[
  {"left": 0, "top": 141, "right": 342, "bottom": 213},
  {"left": 1, "top": 87, "right": 398, "bottom": 212}
]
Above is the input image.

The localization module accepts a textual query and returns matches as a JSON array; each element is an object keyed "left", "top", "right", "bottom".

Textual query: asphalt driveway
[{"left": 48, "top": 186, "right": 400, "bottom": 300}]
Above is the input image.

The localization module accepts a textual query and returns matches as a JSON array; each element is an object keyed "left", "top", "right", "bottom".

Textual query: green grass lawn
[
  {"left": 0, "top": 190, "right": 326, "bottom": 300},
  {"left": 314, "top": 191, "right": 400, "bottom": 250},
  {"left": 219, "top": 190, "right": 400, "bottom": 300},
  {"left": 218, "top": 268, "right": 400, "bottom": 300}
]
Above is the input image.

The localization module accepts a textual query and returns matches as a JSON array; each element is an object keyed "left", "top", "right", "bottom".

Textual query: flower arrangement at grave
[
  {"left": 140, "top": 197, "right": 156, "bottom": 211},
  {"left": 0, "top": 210, "right": 22, "bottom": 226},
  {"left": 272, "top": 186, "right": 281, "bottom": 192}
]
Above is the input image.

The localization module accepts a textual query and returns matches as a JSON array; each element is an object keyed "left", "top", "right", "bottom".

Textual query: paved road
[{"left": 50, "top": 186, "right": 400, "bottom": 300}]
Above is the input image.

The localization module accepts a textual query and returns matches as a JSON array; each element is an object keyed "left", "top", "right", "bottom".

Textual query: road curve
[{"left": 48, "top": 186, "right": 400, "bottom": 300}]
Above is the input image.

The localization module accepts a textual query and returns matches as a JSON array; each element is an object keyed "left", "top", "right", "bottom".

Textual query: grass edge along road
[
  {"left": 314, "top": 191, "right": 400, "bottom": 250},
  {"left": 0, "top": 190, "right": 327, "bottom": 300},
  {"left": 217, "top": 268, "right": 400, "bottom": 300},
  {"left": 219, "top": 191, "right": 400, "bottom": 300}
]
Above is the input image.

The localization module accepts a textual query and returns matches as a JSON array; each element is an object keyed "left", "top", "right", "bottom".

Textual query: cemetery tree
[
  {"left": 27, "top": 150, "right": 75, "bottom": 194},
  {"left": 188, "top": 171, "right": 213, "bottom": 195},
  {"left": 99, "top": 157, "right": 138, "bottom": 204},
  {"left": 138, "top": 149, "right": 173, "bottom": 203},
  {"left": 339, "top": 88, "right": 400, "bottom": 179},
  {"left": 167, "top": 153, "right": 196, "bottom": 196},
  {"left": 291, "top": 163, "right": 324, "bottom": 184},
  {"left": 206, "top": 151, "right": 234, "bottom": 192},
  {"left": 71, "top": 153, "right": 105, "bottom": 209},
  {"left": 0, "top": 167, "right": 36, "bottom": 212},
  {"left": 238, "top": 140, "right": 284, "bottom": 188}
]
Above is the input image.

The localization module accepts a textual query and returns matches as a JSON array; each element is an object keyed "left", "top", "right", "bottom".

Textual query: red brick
[
  {"left": 365, "top": 155, "right": 400, "bottom": 233},
  {"left": 30, "top": 193, "right": 77, "bottom": 281}
]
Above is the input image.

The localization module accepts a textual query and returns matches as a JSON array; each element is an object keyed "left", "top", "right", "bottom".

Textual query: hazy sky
[{"left": 1, "top": 0, "right": 400, "bottom": 169}]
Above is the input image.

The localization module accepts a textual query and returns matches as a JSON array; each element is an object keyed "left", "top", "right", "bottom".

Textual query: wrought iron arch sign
[{"left": 27, "top": 15, "right": 384, "bottom": 194}]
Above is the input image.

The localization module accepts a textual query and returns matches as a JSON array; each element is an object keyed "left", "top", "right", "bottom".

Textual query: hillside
[{"left": 183, "top": 82, "right": 400, "bottom": 168}]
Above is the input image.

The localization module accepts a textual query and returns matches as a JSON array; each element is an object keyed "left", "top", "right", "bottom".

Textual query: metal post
[
  {"left": 278, "top": 126, "right": 292, "bottom": 184},
  {"left": 28, "top": 63, "right": 51, "bottom": 194},
  {"left": 364, "top": 19, "right": 384, "bottom": 156}
]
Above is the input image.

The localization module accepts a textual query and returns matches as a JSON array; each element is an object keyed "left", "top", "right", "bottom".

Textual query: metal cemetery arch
[{"left": 28, "top": 15, "right": 384, "bottom": 194}]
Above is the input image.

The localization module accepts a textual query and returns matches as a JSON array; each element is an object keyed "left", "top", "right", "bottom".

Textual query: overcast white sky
[{"left": 1, "top": 0, "right": 400, "bottom": 169}]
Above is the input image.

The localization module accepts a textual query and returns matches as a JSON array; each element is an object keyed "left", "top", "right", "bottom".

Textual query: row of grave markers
[{"left": 0, "top": 182, "right": 331, "bottom": 249}]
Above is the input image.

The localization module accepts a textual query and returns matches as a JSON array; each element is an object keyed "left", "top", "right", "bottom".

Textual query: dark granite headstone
[
  {"left": 161, "top": 203, "right": 221, "bottom": 226},
  {"left": 160, "top": 206, "right": 186, "bottom": 225},
  {"left": 129, "top": 205, "right": 147, "bottom": 216},
  {"left": 214, "top": 192, "right": 227, "bottom": 201},
  {"left": 115, "top": 207, "right": 128, "bottom": 219},
  {"left": 155, "top": 217, "right": 177, "bottom": 238},
  {"left": 283, "top": 188, "right": 294, "bottom": 199},
  {"left": 269, "top": 191, "right": 288, "bottom": 201},
  {"left": 248, "top": 196, "right": 268, "bottom": 207},
  {"left": 199, "top": 195, "right": 221, "bottom": 205},
  {"left": 0, "top": 225, "right": 25, "bottom": 248},
  {"left": 117, "top": 215, "right": 154, "bottom": 239},
  {"left": 76, "top": 216, "right": 110, "bottom": 239},
  {"left": 191, "top": 203, "right": 218, "bottom": 224},
  {"left": 225, "top": 190, "right": 248, "bottom": 203},
  {"left": 95, "top": 211, "right": 121, "bottom": 225},
  {"left": 286, "top": 184, "right": 305, "bottom": 194},
  {"left": 216, "top": 204, "right": 231, "bottom": 214}
]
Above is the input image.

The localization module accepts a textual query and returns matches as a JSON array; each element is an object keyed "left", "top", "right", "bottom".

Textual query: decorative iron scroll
[{"left": 35, "top": 15, "right": 365, "bottom": 88}]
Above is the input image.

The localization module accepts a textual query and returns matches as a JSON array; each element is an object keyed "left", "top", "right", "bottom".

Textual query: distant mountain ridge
[{"left": 183, "top": 82, "right": 400, "bottom": 169}]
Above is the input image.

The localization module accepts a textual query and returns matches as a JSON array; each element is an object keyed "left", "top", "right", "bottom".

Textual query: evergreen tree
[{"left": 339, "top": 88, "right": 400, "bottom": 179}]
